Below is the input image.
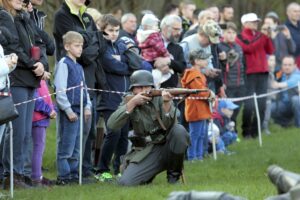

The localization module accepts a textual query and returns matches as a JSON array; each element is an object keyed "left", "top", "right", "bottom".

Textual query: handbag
[
  {"left": 0, "top": 85, "right": 19, "bottom": 125},
  {"left": 124, "top": 46, "right": 143, "bottom": 70}
]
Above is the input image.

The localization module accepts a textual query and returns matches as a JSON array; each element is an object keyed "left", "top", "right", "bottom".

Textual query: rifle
[{"left": 124, "top": 88, "right": 208, "bottom": 102}]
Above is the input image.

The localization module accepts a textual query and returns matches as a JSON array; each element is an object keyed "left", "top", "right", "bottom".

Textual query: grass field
[{"left": 2, "top": 122, "right": 300, "bottom": 200}]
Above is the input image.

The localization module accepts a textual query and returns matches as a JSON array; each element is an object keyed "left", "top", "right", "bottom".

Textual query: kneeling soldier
[{"left": 107, "top": 70, "right": 190, "bottom": 186}]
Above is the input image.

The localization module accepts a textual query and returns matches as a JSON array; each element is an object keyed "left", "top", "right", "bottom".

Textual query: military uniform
[{"left": 107, "top": 95, "right": 190, "bottom": 186}]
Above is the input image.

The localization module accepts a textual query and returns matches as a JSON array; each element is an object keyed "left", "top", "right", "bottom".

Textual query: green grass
[{"left": 3, "top": 123, "right": 300, "bottom": 200}]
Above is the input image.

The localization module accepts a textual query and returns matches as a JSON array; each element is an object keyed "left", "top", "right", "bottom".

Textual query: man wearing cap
[
  {"left": 181, "top": 20, "right": 225, "bottom": 94},
  {"left": 236, "top": 13, "right": 274, "bottom": 139},
  {"left": 107, "top": 70, "right": 190, "bottom": 186}
]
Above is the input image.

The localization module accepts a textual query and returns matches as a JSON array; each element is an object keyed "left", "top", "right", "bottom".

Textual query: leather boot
[
  {"left": 2, "top": 174, "right": 31, "bottom": 190},
  {"left": 166, "top": 152, "right": 184, "bottom": 184}
]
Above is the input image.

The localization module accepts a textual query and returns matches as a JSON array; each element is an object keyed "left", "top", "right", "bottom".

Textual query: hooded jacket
[
  {"left": 235, "top": 28, "right": 274, "bottom": 75},
  {"left": 181, "top": 68, "right": 211, "bottom": 122}
]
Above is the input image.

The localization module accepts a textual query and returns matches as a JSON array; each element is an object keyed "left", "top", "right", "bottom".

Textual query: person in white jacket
[{"left": 0, "top": 44, "right": 18, "bottom": 142}]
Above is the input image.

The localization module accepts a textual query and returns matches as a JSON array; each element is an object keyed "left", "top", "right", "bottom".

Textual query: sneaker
[
  {"left": 95, "top": 172, "right": 113, "bottom": 182},
  {"left": 116, "top": 173, "right": 122, "bottom": 178},
  {"left": 263, "top": 129, "right": 271, "bottom": 135},
  {"left": 56, "top": 178, "right": 70, "bottom": 186},
  {"left": 24, "top": 176, "right": 33, "bottom": 187},
  {"left": 224, "top": 150, "right": 236, "bottom": 155},
  {"left": 69, "top": 177, "right": 97, "bottom": 185},
  {"left": 32, "top": 177, "right": 55, "bottom": 187},
  {"left": 41, "top": 177, "right": 55, "bottom": 186},
  {"left": 83, "top": 170, "right": 94, "bottom": 178}
]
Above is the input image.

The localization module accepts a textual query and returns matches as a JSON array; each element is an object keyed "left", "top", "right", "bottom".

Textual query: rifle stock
[{"left": 124, "top": 88, "right": 208, "bottom": 102}]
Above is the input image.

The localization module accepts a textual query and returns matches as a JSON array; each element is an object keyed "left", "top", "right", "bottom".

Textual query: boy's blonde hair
[{"left": 63, "top": 31, "right": 83, "bottom": 46}]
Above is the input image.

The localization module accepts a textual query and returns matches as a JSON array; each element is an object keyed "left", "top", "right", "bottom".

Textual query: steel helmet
[{"left": 129, "top": 70, "right": 154, "bottom": 90}]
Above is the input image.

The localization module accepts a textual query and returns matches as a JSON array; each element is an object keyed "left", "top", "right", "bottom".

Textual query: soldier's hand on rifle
[
  {"left": 125, "top": 93, "right": 151, "bottom": 113},
  {"left": 131, "top": 92, "right": 152, "bottom": 106},
  {"left": 162, "top": 90, "right": 173, "bottom": 102}
]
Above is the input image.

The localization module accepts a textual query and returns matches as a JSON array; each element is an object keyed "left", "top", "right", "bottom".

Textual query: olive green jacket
[
  {"left": 107, "top": 95, "right": 177, "bottom": 164},
  {"left": 107, "top": 96, "right": 177, "bottom": 136}
]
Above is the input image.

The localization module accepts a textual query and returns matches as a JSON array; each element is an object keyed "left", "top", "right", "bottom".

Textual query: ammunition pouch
[{"left": 129, "top": 136, "right": 147, "bottom": 148}]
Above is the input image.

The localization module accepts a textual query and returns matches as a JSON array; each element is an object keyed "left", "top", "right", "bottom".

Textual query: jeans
[
  {"left": 221, "top": 131, "right": 237, "bottom": 146},
  {"left": 188, "top": 120, "right": 208, "bottom": 160},
  {"left": 83, "top": 98, "right": 97, "bottom": 175},
  {"left": 0, "top": 124, "right": 7, "bottom": 179},
  {"left": 263, "top": 99, "right": 272, "bottom": 130},
  {"left": 0, "top": 124, "right": 5, "bottom": 145},
  {"left": 226, "top": 86, "right": 246, "bottom": 125},
  {"left": 98, "top": 110, "right": 129, "bottom": 175},
  {"left": 271, "top": 96, "right": 300, "bottom": 127},
  {"left": 3, "top": 87, "right": 35, "bottom": 175},
  {"left": 216, "top": 137, "right": 226, "bottom": 152},
  {"left": 242, "top": 73, "right": 268, "bottom": 138},
  {"left": 31, "top": 126, "right": 46, "bottom": 180},
  {"left": 57, "top": 110, "right": 80, "bottom": 180}
]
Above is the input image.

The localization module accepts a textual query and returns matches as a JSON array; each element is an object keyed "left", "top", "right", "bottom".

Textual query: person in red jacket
[{"left": 236, "top": 13, "right": 274, "bottom": 139}]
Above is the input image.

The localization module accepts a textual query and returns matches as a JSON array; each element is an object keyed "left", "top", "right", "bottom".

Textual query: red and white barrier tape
[
  {"left": 10, "top": 84, "right": 298, "bottom": 106},
  {"left": 13, "top": 85, "right": 82, "bottom": 107}
]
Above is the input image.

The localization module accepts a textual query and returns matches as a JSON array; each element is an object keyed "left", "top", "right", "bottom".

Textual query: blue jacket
[
  {"left": 54, "top": 56, "right": 91, "bottom": 114},
  {"left": 98, "top": 39, "right": 131, "bottom": 111}
]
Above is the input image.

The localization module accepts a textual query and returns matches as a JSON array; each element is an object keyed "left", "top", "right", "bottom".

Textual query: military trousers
[{"left": 118, "top": 124, "right": 189, "bottom": 186}]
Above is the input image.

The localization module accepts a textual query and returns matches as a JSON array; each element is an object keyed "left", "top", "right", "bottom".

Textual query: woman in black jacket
[{"left": 0, "top": 0, "right": 47, "bottom": 188}]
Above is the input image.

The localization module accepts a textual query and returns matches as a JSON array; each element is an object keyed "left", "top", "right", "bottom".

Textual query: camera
[
  {"left": 275, "top": 25, "right": 286, "bottom": 32},
  {"left": 23, "top": 0, "right": 30, "bottom": 5}
]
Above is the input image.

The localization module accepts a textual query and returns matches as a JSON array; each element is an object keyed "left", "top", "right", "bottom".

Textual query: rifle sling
[{"left": 155, "top": 110, "right": 167, "bottom": 131}]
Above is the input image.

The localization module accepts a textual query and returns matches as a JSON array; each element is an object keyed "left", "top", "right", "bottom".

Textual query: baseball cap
[
  {"left": 141, "top": 14, "right": 160, "bottom": 27},
  {"left": 241, "top": 13, "right": 261, "bottom": 24},
  {"left": 218, "top": 100, "right": 239, "bottom": 111},
  {"left": 202, "top": 20, "right": 222, "bottom": 44}
]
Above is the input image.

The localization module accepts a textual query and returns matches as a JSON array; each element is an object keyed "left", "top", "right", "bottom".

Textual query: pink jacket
[
  {"left": 138, "top": 31, "right": 169, "bottom": 62},
  {"left": 32, "top": 80, "right": 54, "bottom": 122}
]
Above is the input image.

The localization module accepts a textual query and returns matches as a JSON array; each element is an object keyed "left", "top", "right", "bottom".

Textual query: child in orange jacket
[{"left": 181, "top": 49, "right": 215, "bottom": 161}]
